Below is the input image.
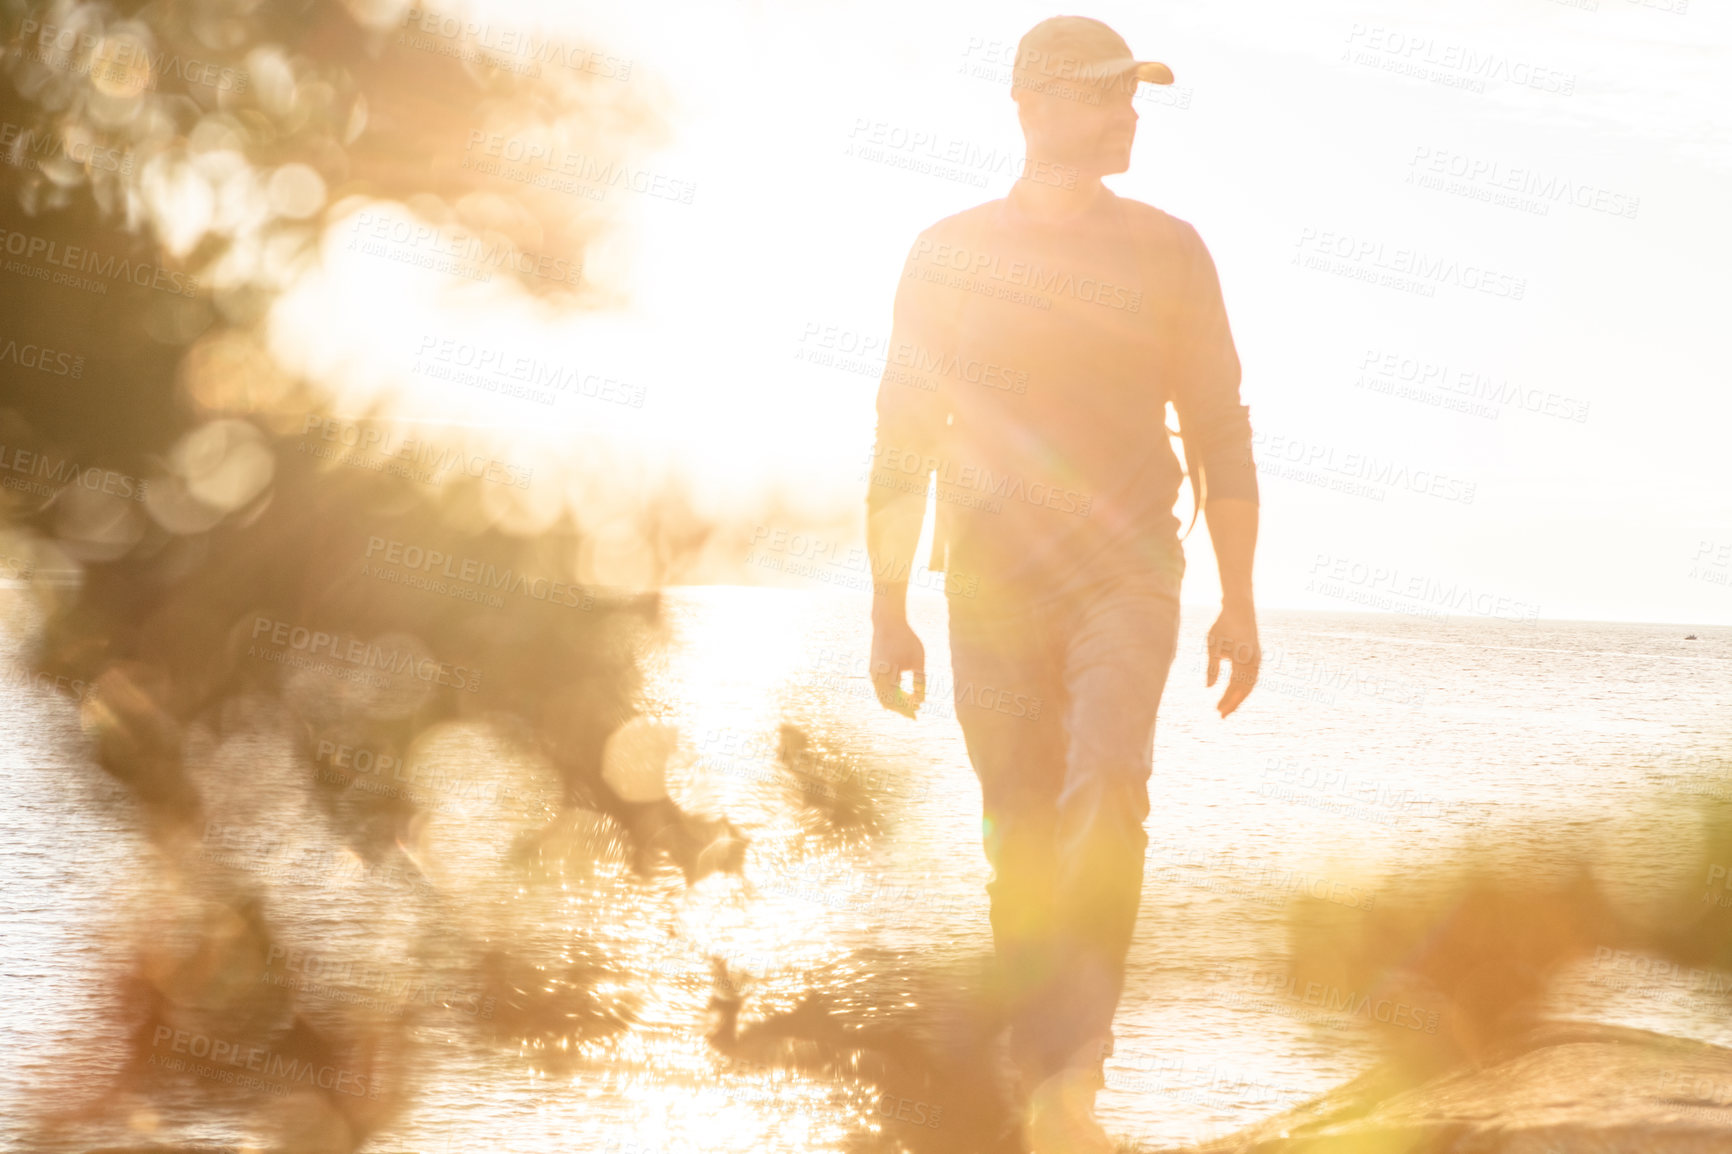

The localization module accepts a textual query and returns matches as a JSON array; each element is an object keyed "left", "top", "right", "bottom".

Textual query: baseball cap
[{"left": 1011, "top": 16, "right": 1175, "bottom": 96}]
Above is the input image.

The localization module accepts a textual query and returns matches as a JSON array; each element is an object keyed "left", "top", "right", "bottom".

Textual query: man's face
[{"left": 1015, "top": 77, "right": 1139, "bottom": 177}]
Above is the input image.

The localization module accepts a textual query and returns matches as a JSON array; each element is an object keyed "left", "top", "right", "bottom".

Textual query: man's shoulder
[
  {"left": 1111, "top": 194, "right": 1203, "bottom": 253},
  {"left": 916, "top": 200, "right": 1005, "bottom": 247},
  {"left": 910, "top": 194, "right": 1203, "bottom": 249}
]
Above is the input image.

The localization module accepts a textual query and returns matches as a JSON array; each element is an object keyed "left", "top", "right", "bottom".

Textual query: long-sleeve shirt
[{"left": 867, "top": 185, "right": 1256, "bottom": 604}]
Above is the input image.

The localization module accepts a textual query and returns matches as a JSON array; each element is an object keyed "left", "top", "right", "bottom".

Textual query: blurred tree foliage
[{"left": 0, "top": 3, "right": 741, "bottom": 1151}]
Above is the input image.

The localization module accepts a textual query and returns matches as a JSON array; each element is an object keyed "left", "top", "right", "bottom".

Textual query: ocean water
[{"left": 3, "top": 585, "right": 1730, "bottom": 1152}]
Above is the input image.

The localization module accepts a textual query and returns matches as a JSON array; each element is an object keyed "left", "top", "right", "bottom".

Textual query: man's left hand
[{"left": 1206, "top": 602, "right": 1259, "bottom": 718}]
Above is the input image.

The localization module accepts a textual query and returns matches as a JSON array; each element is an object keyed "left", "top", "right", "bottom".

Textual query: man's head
[{"left": 1010, "top": 17, "right": 1172, "bottom": 179}]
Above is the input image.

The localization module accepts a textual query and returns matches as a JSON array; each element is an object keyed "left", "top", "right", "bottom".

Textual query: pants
[{"left": 946, "top": 570, "right": 1181, "bottom": 1080}]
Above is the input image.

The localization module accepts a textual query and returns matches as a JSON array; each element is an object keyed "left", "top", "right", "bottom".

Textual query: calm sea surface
[{"left": 3, "top": 586, "right": 1731, "bottom": 1152}]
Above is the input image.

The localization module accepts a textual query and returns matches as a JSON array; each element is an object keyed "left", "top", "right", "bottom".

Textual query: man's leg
[
  {"left": 946, "top": 592, "right": 1068, "bottom": 1071},
  {"left": 1041, "top": 575, "right": 1182, "bottom": 1077}
]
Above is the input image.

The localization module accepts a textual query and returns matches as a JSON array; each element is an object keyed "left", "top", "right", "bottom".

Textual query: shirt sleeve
[
  {"left": 866, "top": 228, "right": 959, "bottom": 518},
  {"left": 1167, "top": 222, "right": 1258, "bottom": 505}
]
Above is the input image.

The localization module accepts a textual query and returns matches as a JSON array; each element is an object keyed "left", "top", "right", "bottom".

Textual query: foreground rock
[{"left": 1175, "top": 1022, "right": 1732, "bottom": 1154}]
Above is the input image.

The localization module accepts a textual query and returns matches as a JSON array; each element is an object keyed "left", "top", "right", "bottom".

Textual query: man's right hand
[{"left": 870, "top": 615, "right": 926, "bottom": 718}]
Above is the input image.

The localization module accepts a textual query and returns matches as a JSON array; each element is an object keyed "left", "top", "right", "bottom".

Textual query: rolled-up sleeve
[
  {"left": 1167, "top": 223, "right": 1257, "bottom": 505},
  {"left": 867, "top": 230, "right": 956, "bottom": 518}
]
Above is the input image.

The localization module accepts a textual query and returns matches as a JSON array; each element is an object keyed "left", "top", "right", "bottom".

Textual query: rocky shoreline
[{"left": 1167, "top": 1022, "right": 1732, "bottom": 1154}]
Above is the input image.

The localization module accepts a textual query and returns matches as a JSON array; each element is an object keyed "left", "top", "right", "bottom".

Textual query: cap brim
[
  {"left": 1012, "top": 55, "right": 1176, "bottom": 92},
  {"left": 1132, "top": 60, "right": 1175, "bottom": 86},
  {"left": 1088, "top": 57, "right": 1176, "bottom": 86}
]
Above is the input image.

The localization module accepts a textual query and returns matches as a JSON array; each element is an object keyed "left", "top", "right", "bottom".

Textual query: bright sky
[{"left": 280, "top": 0, "right": 1732, "bottom": 624}]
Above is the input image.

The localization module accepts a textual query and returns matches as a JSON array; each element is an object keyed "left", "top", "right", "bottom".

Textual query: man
[{"left": 864, "top": 15, "right": 1261, "bottom": 1152}]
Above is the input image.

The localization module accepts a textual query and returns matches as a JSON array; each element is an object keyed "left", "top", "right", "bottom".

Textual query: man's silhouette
[{"left": 864, "top": 16, "right": 1261, "bottom": 1151}]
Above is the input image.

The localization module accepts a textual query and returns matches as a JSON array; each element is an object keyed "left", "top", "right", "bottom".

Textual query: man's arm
[
  {"left": 868, "top": 481, "right": 928, "bottom": 718},
  {"left": 866, "top": 230, "right": 955, "bottom": 717},
  {"left": 1168, "top": 222, "right": 1261, "bottom": 717},
  {"left": 1203, "top": 497, "right": 1258, "bottom": 717},
  {"left": 868, "top": 482, "right": 926, "bottom": 626}
]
